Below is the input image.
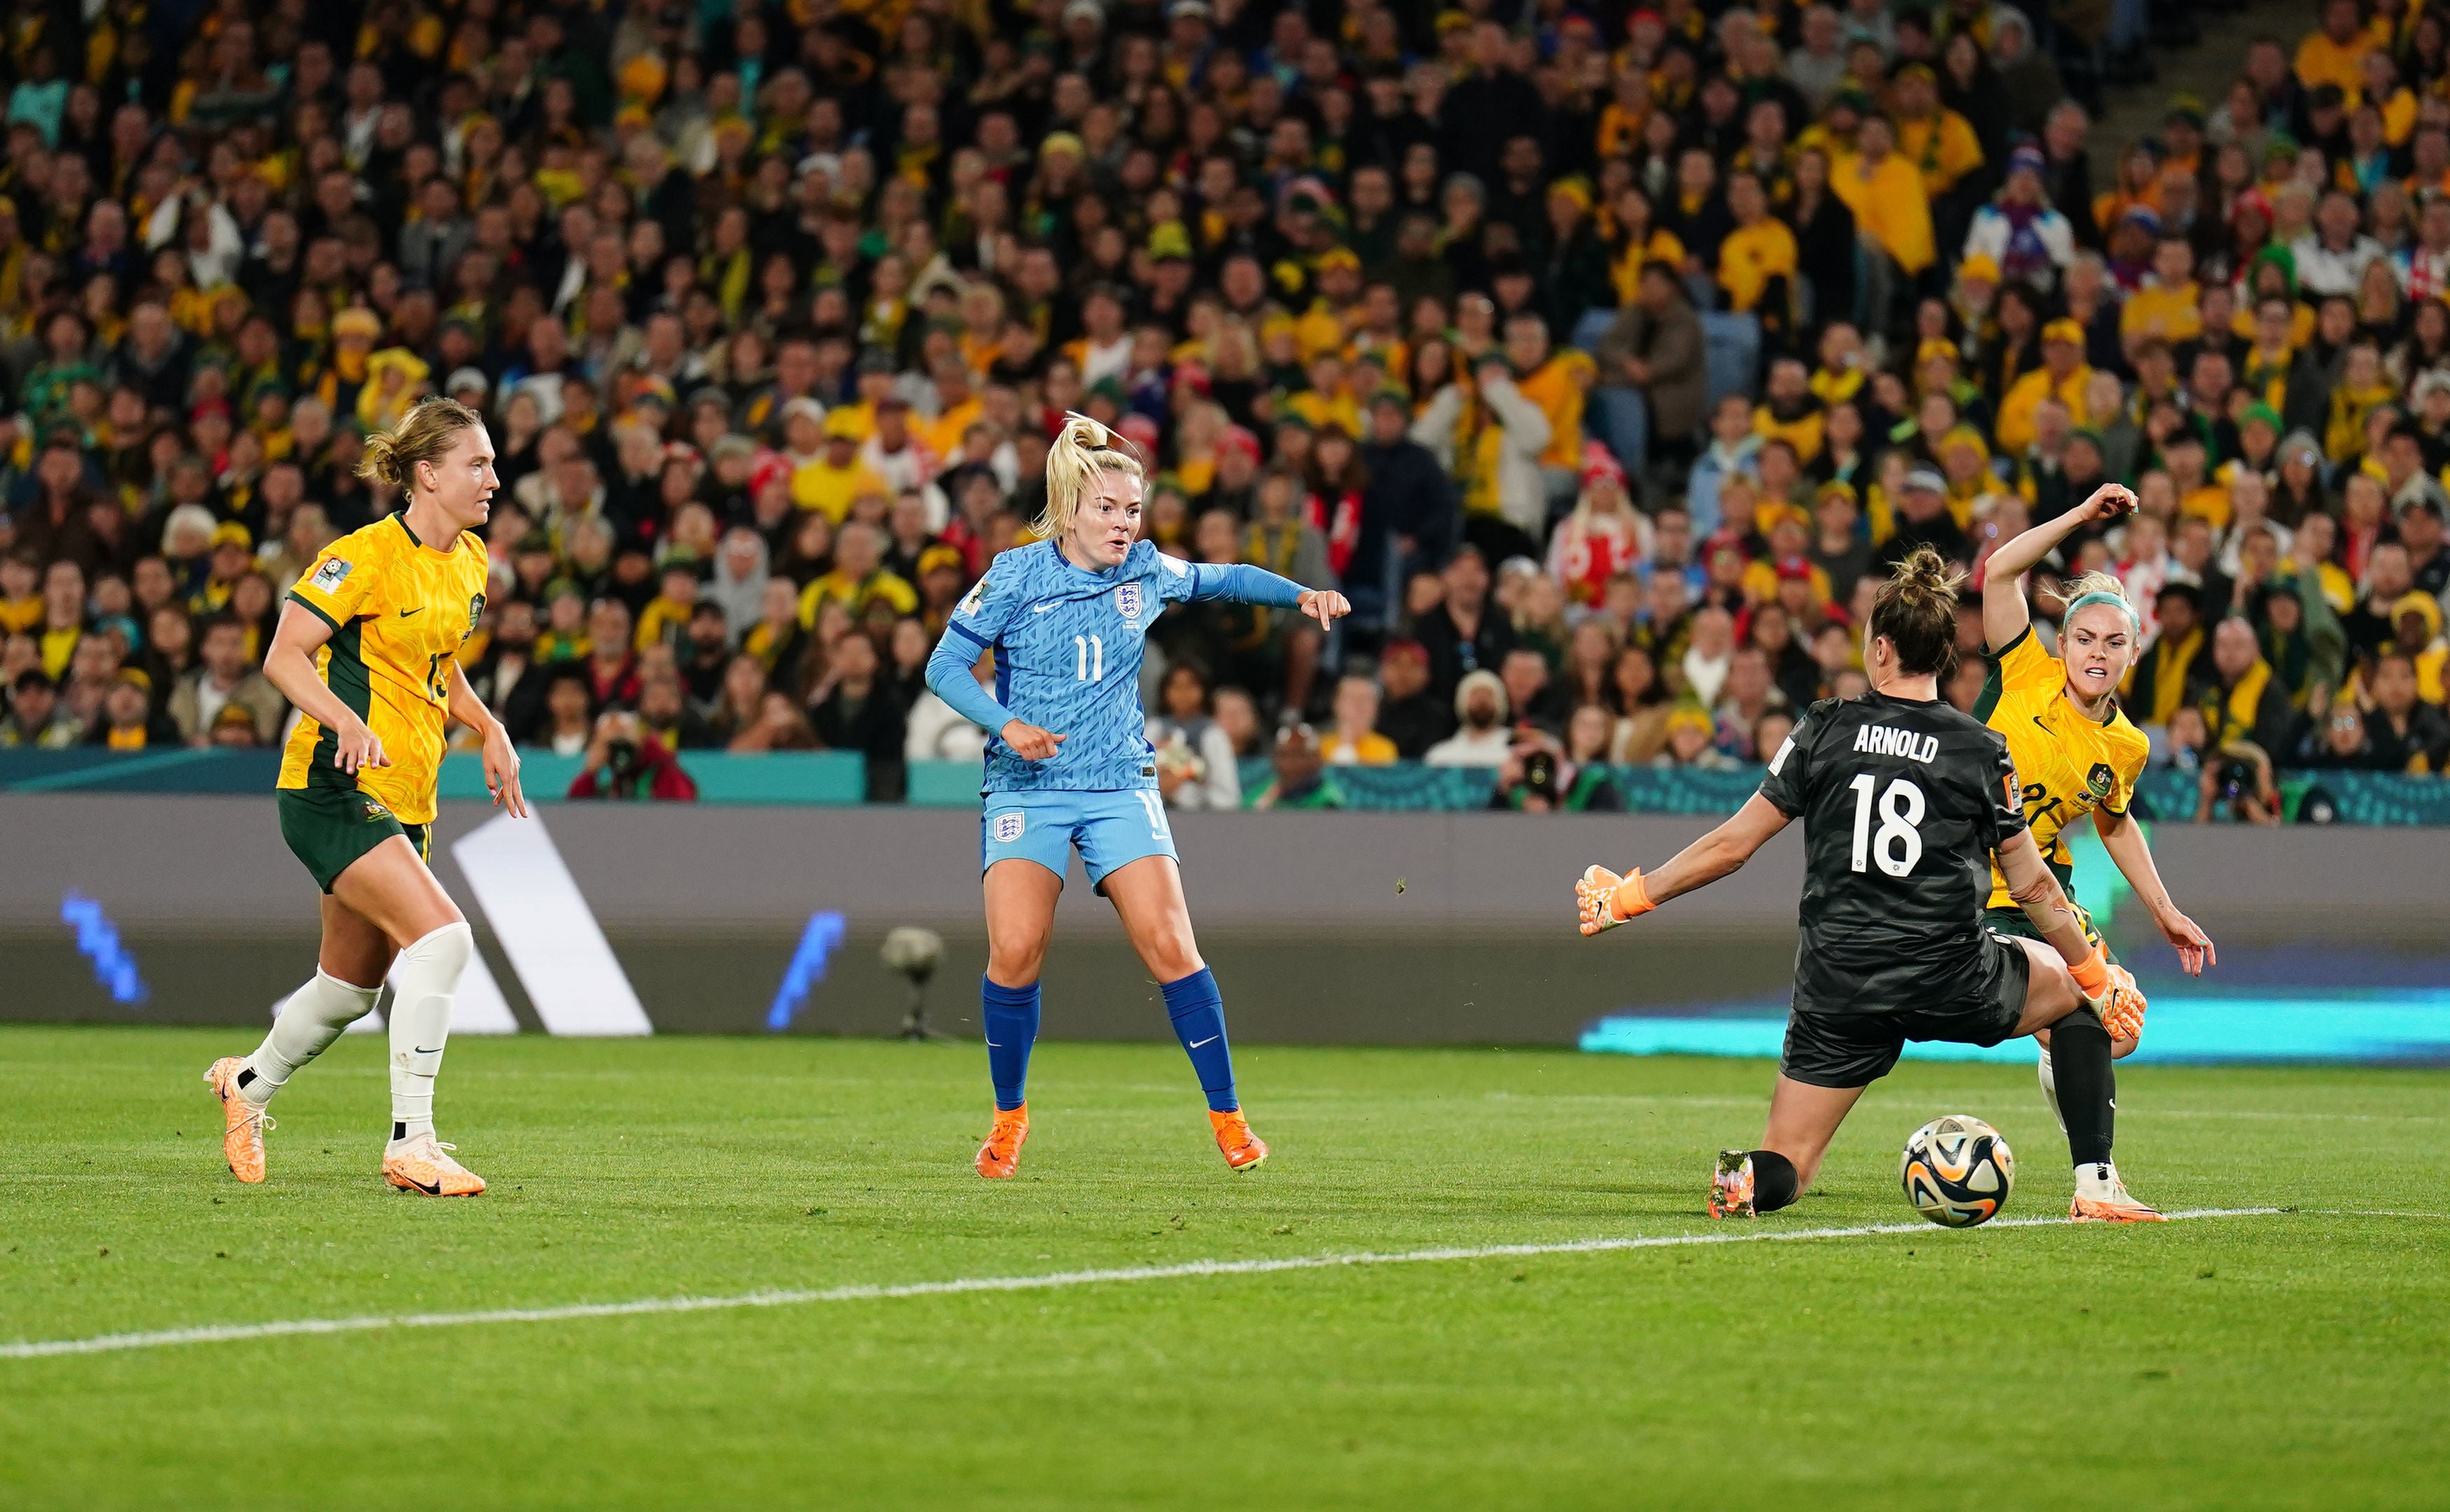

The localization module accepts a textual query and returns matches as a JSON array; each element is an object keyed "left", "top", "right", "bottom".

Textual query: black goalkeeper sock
[
  {"left": 2052, "top": 1009, "right": 2116, "bottom": 1168},
  {"left": 1750, "top": 1150, "right": 1800, "bottom": 1212}
]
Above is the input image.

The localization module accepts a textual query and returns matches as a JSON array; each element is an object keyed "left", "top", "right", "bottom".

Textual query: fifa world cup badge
[{"left": 1115, "top": 583, "right": 1142, "bottom": 622}]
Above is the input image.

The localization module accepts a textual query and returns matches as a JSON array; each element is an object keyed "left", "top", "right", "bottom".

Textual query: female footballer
[
  {"left": 1578, "top": 550, "right": 2162, "bottom": 1222},
  {"left": 205, "top": 396, "right": 525, "bottom": 1196},
  {"left": 1978, "top": 486, "right": 2216, "bottom": 1121},
  {"left": 924, "top": 414, "right": 1349, "bottom": 1178}
]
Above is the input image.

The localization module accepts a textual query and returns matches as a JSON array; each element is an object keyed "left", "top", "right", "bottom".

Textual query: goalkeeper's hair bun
[{"left": 1870, "top": 546, "right": 1966, "bottom": 677}]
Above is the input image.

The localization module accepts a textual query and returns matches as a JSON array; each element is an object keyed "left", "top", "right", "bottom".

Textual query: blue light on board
[
  {"left": 59, "top": 892, "right": 146, "bottom": 1006},
  {"left": 1581, "top": 990, "right": 2450, "bottom": 1065},
  {"left": 766, "top": 911, "right": 847, "bottom": 1032}
]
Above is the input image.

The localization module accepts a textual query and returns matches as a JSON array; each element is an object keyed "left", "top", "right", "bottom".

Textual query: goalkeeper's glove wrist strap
[
  {"left": 1613, "top": 869, "right": 1656, "bottom": 921},
  {"left": 2068, "top": 943, "right": 2111, "bottom": 998}
]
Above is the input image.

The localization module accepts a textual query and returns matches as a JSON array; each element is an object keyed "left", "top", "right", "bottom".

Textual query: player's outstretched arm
[
  {"left": 1980, "top": 483, "right": 2136, "bottom": 652},
  {"left": 1578, "top": 794, "right": 1790, "bottom": 935},
  {"left": 1189, "top": 562, "right": 1349, "bottom": 628},
  {"left": 262, "top": 601, "right": 388, "bottom": 774},
  {"left": 447, "top": 662, "right": 526, "bottom": 817},
  {"left": 2093, "top": 807, "right": 2215, "bottom": 975}
]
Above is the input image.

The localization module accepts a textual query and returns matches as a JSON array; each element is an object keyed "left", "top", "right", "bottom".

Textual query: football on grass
[{"left": 1900, "top": 1114, "right": 2015, "bottom": 1228}]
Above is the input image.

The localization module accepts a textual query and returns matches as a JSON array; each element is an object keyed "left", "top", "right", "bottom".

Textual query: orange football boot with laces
[
  {"left": 2069, "top": 1163, "right": 2164, "bottom": 1222},
  {"left": 976, "top": 1105, "right": 1029, "bottom": 1179},
  {"left": 1210, "top": 1108, "right": 1268, "bottom": 1170},
  {"left": 203, "top": 1056, "right": 272, "bottom": 1184},
  {"left": 382, "top": 1132, "right": 486, "bottom": 1196}
]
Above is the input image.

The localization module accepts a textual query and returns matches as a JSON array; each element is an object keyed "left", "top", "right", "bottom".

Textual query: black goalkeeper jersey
[{"left": 1756, "top": 692, "right": 2029, "bottom": 1016}]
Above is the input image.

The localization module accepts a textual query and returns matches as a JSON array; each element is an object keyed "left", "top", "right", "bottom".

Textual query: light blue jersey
[{"left": 929, "top": 538, "right": 1304, "bottom": 795}]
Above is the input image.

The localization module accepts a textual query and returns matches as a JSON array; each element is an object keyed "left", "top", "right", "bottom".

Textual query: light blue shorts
[{"left": 981, "top": 789, "right": 1178, "bottom": 889}]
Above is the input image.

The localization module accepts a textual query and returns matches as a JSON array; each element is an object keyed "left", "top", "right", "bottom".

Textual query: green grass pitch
[{"left": 1, "top": 1026, "right": 2444, "bottom": 1511}]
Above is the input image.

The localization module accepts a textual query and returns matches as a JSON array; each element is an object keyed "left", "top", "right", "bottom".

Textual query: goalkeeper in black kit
[{"left": 1575, "top": 550, "right": 2162, "bottom": 1223}]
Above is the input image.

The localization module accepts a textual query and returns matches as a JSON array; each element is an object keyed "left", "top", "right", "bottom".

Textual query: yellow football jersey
[
  {"left": 278, "top": 514, "right": 491, "bottom": 825},
  {"left": 1978, "top": 626, "right": 2150, "bottom": 909}
]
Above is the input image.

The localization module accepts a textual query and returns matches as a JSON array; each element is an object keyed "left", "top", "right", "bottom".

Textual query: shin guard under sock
[
  {"left": 2051, "top": 1008, "right": 2117, "bottom": 1168},
  {"left": 981, "top": 976, "right": 1040, "bottom": 1111},
  {"left": 1159, "top": 967, "right": 1237, "bottom": 1113}
]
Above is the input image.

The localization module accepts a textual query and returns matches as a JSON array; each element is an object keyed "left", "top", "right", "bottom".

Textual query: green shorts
[
  {"left": 1983, "top": 902, "right": 2110, "bottom": 960},
  {"left": 279, "top": 786, "right": 430, "bottom": 893}
]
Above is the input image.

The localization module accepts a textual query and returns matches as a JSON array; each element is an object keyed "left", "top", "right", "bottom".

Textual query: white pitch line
[{"left": 0, "top": 1207, "right": 2286, "bottom": 1362}]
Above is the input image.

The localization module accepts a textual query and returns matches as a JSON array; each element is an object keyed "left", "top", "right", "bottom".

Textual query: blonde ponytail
[
  {"left": 359, "top": 396, "right": 485, "bottom": 492},
  {"left": 2040, "top": 568, "right": 2139, "bottom": 629},
  {"left": 1037, "top": 411, "right": 1147, "bottom": 539}
]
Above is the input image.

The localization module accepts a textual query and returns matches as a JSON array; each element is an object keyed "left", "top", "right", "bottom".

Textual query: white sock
[
  {"left": 386, "top": 923, "right": 472, "bottom": 1143},
  {"left": 2036, "top": 1044, "right": 2066, "bottom": 1135},
  {"left": 241, "top": 971, "right": 382, "bottom": 1107},
  {"left": 2073, "top": 1159, "right": 2126, "bottom": 1202}
]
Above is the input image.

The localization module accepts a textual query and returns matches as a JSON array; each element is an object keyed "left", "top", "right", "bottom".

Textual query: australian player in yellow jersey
[
  {"left": 1979, "top": 484, "right": 2215, "bottom": 1138},
  {"left": 204, "top": 397, "right": 526, "bottom": 1196}
]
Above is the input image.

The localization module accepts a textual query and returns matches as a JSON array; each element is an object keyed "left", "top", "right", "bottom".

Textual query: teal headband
[{"left": 2064, "top": 589, "right": 2138, "bottom": 627}]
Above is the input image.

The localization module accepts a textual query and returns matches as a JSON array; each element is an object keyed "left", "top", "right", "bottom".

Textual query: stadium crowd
[{"left": 1, "top": 0, "right": 2446, "bottom": 818}]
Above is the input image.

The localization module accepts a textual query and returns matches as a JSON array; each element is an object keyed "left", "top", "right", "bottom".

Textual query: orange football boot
[
  {"left": 976, "top": 1105, "right": 1029, "bottom": 1179},
  {"left": 382, "top": 1133, "right": 487, "bottom": 1196},
  {"left": 1709, "top": 1149, "right": 1756, "bottom": 1218},
  {"left": 1210, "top": 1108, "right": 1268, "bottom": 1170},
  {"left": 203, "top": 1056, "right": 272, "bottom": 1184},
  {"left": 2068, "top": 1163, "right": 2164, "bottom": 1222}
]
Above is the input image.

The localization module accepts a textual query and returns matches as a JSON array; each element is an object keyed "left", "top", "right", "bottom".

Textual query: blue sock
[
  {"left": 1160, "top": 967, "right": 1238, "bottom": 1113},
  {"left": 981, "top": 976, "right": 1040, "bottom": 1112}
]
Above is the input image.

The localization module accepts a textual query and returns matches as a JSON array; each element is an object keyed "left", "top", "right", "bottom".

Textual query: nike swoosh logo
[
  {"left": 2032, "top": 715, "right": 2050, "bottom": 733},
  {"left": 414, "top": 1046, "right": 443, "bottom": 1054},
  {"left": 398, "top": 608, "right": 424, "bottom": 617},
  {"left": 1032, "top": 602, "right": 1057, "bottom": 612},
  {"left": 984, "top": 1039, "right": 1001, "bottom": 1048},
  {"left": 1188, "top": 1035, "right": 1220, "bottom": 1049}
]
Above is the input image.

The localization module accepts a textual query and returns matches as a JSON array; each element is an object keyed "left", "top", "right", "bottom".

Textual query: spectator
[
  {"left": 569, "top": 710, "right": 700, "bottom": 802},
  {"left": 0, "top": 668, "right": 79, "bottom": 748},
  {"left": 1592, "top": 262, "right": 1704, "bottom": 484},
  {"left": 637, "top": 673, "right": 719, "bottom": 755},
  {"left": 1426, "top": 669, "right": 1513, "bottom": 767},
  {"left": 2362, "top": 652, "right": 2450, "bottom": 773},
  {"left": 1318, "top": 675, "right": 1398, "bottom": 766},
  {"left": 1413, "top": 545, "right": 1515, "bottom": 705},
  {"left": 806, "top": 631, "right": 907, "bottom": 802},
  {"left": 1499, "top": 647, "right": 1558, "bottom": 737},
  {"left": 1247, "top": 722, "right": 1345, "bottom": 811},
  {"left": 533, "top": 668, "right": 597, "bottom": 757},
  {"left": 169, "top": 616, "right": 281, "bottom": 746},
  {"left": 1373, "top": 639, "right": 1452, "bottom": 760},
  {"left": 1147, "top": 662, "right": 1244, "bottom": 811},
  {"left": 2199, "top": 617, "right": 2303, "bottom": 757},
  {"left": 1654, "top": 703, "right": 1740, "bottom": 769},
  {"left": 1356, "top": 389, "right": 1460, "bottom": 619},
  {"left": 86, "top": 669, "right": 179, "bottom": 749}
]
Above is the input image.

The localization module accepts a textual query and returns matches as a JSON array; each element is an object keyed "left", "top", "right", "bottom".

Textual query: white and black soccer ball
[{"left": 1900, "top": 1115, "right": 2015, "bottom": 1228}]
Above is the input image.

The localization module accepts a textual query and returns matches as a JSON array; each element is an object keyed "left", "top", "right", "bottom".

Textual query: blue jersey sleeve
[
  {"left": 941, "top": 554, "right": 1029, "bottom": 651},
  {"left": 925, "top": 629, "right": 1016, "bottom": 736},
  {"left": 1187, "top": 561, "right": 1306, "bottom": 608}
]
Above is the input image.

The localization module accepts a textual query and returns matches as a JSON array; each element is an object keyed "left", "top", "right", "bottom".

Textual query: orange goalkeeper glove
[
  {"left": 1576, "top": 864, "right": 1655, "bottom": 936},
  {"left": 2068, "top": 944, "right": 2147, "bottom": 1041}
]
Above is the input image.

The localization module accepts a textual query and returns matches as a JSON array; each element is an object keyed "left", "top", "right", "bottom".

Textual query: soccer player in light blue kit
[{"left": 925, "top": 413, "right": 1350, "bottom": 1177}]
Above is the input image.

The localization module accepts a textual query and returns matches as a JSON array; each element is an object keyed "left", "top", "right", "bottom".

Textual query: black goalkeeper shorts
[{"left": 1779, "top": 932, "right": 2033, "bottom": 1089}]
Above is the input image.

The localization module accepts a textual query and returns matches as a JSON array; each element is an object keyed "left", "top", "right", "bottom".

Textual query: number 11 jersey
[{"left": 1756, "top": 692, "right": 2030, "bottom": 1017}]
